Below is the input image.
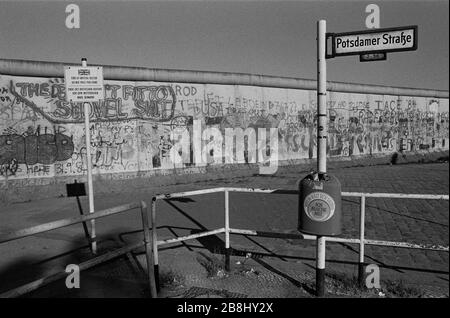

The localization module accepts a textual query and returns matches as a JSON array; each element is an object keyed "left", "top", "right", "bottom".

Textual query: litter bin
[{"left": 298, "top": 172, "right": 342, "bottom": 236}]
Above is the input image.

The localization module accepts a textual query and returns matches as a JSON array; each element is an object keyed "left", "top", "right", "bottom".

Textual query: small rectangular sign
[
  {"left": 360, "top": 52, "right": 387, "bottom": 62},
  {"left": 66, "top": 182, "right": 86, "bottom": 197},
  {"left": 328, "top": 26, "right": 417, "bottom": 58},
  {"left": 64, "top": 66, "right": 104, "bottom": 102}
]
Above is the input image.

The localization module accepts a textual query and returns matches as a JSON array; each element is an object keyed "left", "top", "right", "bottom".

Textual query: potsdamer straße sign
[{"left": 327, "top": 26, "right": 417, "bottom": 58}]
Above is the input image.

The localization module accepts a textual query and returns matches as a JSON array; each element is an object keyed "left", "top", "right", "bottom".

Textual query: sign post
[
  {"left": 317, "top": 20, "right": 328, "bottom": 174},
  {"left": 299, "top": 20, "right": 343, "bottom": 298},
  {"left": 317, "top": 20, "right": 327, "bottom": 175},
  {"left": 316, "top": 19, "right": 327, "bottom": 298},
  {"left": 64, "top": 58, "right": 104, "bottom": 255},
  {"left": 81, "top": 58, "right": 96, "bottom": 254},
  {"left": 298, "top": 22, "right": 418, "bottom": 297}
]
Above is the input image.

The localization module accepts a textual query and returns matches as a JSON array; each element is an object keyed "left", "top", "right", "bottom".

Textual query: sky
[{"left": 0, "top": 0, "right": 448, "bottom": 91}]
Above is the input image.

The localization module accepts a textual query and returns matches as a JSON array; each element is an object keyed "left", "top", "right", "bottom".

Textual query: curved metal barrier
[
  {"left": 0, "top": 202, "right": 157, "bottom": 298},
  {"left": 1, "top": 188, "right": 447, "bottom": 297},
  {"left": 151, "top": 187, "right": 449, "bottom": 289}
]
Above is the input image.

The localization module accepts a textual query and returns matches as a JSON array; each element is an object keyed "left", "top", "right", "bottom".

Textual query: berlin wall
[{"left": 0, "top": 59, "right": 448, "bottom": 188}]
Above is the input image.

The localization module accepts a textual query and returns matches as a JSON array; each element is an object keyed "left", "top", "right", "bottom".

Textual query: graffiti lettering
[
  {"left": 0, "top": 129, "right": 74, "bottom": 165},
  {"left": 0, "top": 73, "right": 448, "bottom": 181}
]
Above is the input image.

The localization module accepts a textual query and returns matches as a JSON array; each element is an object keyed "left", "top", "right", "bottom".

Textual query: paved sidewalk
[{"left": 0, "top": 162, "right": 448, "bottom": 297}]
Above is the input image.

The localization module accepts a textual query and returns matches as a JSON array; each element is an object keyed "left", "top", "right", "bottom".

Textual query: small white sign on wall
[{"left": 64, "top": 66, "right": 104, "bottom": 102}]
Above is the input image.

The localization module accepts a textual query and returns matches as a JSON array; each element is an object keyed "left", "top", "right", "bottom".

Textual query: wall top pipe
[{"left": 0, "top": 58, "right": 448, "bottom": 98}]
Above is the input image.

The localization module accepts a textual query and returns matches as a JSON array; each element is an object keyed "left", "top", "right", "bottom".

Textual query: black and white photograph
[{"left": 0, "top": 0, "right": 448, "bottom": 306}]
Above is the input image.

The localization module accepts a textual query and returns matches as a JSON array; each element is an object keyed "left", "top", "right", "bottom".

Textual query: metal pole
[
  {"left": 151, "top": 198, "right": 160, "bottom": 291},
  {"left": 314, "top": 20, "right": 328, "bottom": 298},
  {"left": 317, "top": 20, "right": 327, "bottom": 174},
  {"left": 316, "top": 236, "right": 326, "bottom": 297},
  {"left": 140, "top": 201, "right": 158, "bottom": 298},
  {"left": 81, "top": 58, "right": 97, "bottom": 254},
  {"left": 75, "top": 196, "right": 92, "bottom": 245},
  {"left": 224, "top": 190, "right": 231, "bottom": 271},
  {"left": 358, "top": 195, "right": 366, "bottom": 288}
]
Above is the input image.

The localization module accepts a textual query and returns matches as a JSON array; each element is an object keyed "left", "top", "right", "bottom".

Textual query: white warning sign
[{"left": 64, "top": 66, "right": 104, "bottom": 102}]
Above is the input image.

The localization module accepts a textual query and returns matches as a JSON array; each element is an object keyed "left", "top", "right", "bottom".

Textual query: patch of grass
[
  {"left": 196, "top": 252, "right": 227, "bottom": 278},
  {"left": 233, "top": 252, "right": 262, "bottom": 277},
  {"left": 159, "top": 269, "right": 185, "bottom": 288},
  {"left": 384, "top": 280, "right": 426, "bottom": 298},
  {"left": 324, "top": 272, "right": 437, "bottom": 298},
  {"left": 325, "top": 272, "right": 378, "bottom": 298}
]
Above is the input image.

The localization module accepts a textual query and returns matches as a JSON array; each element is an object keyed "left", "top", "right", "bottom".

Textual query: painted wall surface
[{"left": 0, "top": 73, "right": 448, "bottom": 180}]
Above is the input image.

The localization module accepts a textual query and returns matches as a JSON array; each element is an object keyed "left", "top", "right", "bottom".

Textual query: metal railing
[
  {"left": 1, "top": 188, "right": 446, "bottom": 297},
  {"left": 151, "top": 187, "right": 449, "bottom": 292},
  {"left": 0, "top": 201, "right": 157, "bottom": 298}
]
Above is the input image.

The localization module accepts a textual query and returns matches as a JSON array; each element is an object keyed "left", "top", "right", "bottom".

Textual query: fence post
[
  {"left": 140, "top": 201, "right": 158, "bottom": 298},
  {"left": 224, "top": 189, "right": 231, "bottom": 271},
  {"left": 151, "top": 197, "right": 160, "bottom": 292},
  {"left": 358, "top": 195, "right": 366, "bottom": 288},
  {"left": 316, "top": 236, "right": 326, "bottom": 297}
]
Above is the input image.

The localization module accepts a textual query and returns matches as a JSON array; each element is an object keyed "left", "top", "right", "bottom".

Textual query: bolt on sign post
[{"left": 64, "top": 58, "right": 104, "bottom": 254}]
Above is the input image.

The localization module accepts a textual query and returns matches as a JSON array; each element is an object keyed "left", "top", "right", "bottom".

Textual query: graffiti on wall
[{"left": 0, "top": 74, "right": 448, "bottom": 180}]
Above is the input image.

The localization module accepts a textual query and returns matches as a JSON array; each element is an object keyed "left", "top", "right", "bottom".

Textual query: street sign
[
  {"left": 327, "top": 25, "right": 417, "bottom": 58},
  {"left": 360, "top": 52, "right": 387, "bottom": 62},
  {"left": 64, "top": 66, "right": 104, "bottom": 102},
  {"left": 66, "top": 181, "right": 86, "bottom": 197}
]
